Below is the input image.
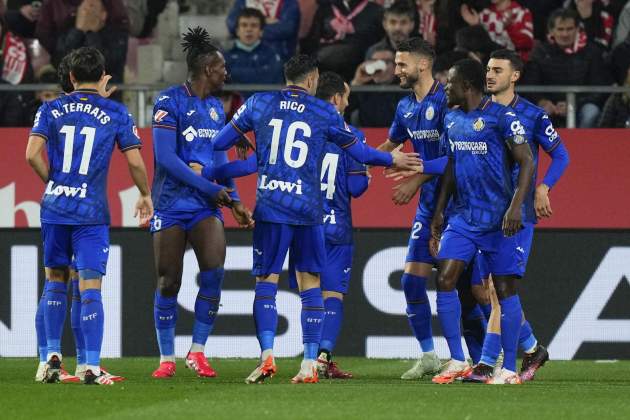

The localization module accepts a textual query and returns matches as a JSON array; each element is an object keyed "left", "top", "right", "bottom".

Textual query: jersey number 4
[
  {"left": 320, "top": 153, "right": 339, "bottom": 200},
  {"left": 60, "top": 125, "right": 96, "bottom": 175}
]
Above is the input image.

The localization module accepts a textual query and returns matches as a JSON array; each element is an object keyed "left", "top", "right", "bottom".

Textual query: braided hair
[{"left": 181, "top": 26, "right": 220, "bottom": 78}]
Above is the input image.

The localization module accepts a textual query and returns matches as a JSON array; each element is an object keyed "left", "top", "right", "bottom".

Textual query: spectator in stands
[
  {"left": 454, "top": 24, "right": 502, "bottom": 63},
  {"left": 227, "top": 0, "right": 300, "bottom": 61},
  {"left": 416, "top": 0, "right": 438, "bottom": 46},
  {"left": 565, "top": 0, "right": 614, "bottom": 50},
  {"left": 225, "top": 8, "right": 284, "bottom": 85},
  {"left": 302, "top": 0, "right": 384, "bottom": 81},
  {"left": 598, "top": 37, "right": 630, "bottom": 127},
  {"left": 347, "top": 46, "right": 404, "bottom": 127},
  {"left": 366, "top": 0, "right": 415, "bottom": 58},
  {"left": 460, "top": 0, "right": 535, "bottom": 61},
  {"left": 35, "top": 0, "right": 129, "bottom": 84},
  {"left": 125, "top": 0, "right": 168, "bottom": 38},
  {"left": 24, "top": 64, "right": 58, "bottom": 124},
  {"left": 613, "top": 0, "right": 630, "bottom": 47},
  {"left": 520, "top": 0, "right": 564, "bottom": 41},
  {"left": 4, "top": 1, "right": 42, "bottom": 38},
  {"left": 522, "top": 8, "right": 612, "bottom": 127}
]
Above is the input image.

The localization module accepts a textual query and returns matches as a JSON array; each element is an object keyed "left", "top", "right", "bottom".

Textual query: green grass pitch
[{"left": 1, "top": 358, "right": 629, "bottom": 420}]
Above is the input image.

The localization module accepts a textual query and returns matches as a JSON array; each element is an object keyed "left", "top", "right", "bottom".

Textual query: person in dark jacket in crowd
[
  {"left": 365, "top": 0, "right": 415, "bottom": 59},
  {"left": 598, "top": 37, "right": 630, "bottom": 128},
  {"left": 302, "top": 0, "right": 385, "bottom": 81},
  {"left": 225, "top": 8, "right": 284, "bottom": 86},
  {"left": 522, "top": 8, "right": 612, "bottom": 127},
  {"left": 226, "top": 0, "right": 300, "bottom": 61}
]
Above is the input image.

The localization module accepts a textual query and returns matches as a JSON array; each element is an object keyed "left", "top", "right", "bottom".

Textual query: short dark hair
[
  {"left": 284, "top": 54, "right": 318, "bottom": 83},
  {"left": 547, "top": 8, "right": 579, "bottom": 31},
  {"left": 489, "top": 49, "right": 523, "bottom": 73},
  {"left": 68, "top": 47, "right": 105, "bottom": 83},
  {"left": 452, "top": 58, "right": 485, "bottom": 93},
  {"left": 384, "top": 0, "right": 416, "bottom": 21},
  {"left": 57, "top": 54, "right": 74, "bottom": 93},
  {"left": 396, "top": 37, "right": 436, "bottom": 61},
  {"left": 181, "top": 26, "right": 220, "bottom": 76},
  {"left": 315, "top": 71, "right": 346, "bottom": 101},
  {"left": 433, "top": 50, "right": 469, "bottom": 74},
  {"left": 237, "top": 7, "right": 266, "bottom": 29}
]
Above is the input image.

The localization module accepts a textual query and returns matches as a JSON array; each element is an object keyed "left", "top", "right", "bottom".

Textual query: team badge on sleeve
[{"left": 154, "top": 110, "right": 168, "bottom": 123}]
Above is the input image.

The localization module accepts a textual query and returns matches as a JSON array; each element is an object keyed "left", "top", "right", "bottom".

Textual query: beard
[{"left": 399, "top": 72, "right": 418, "bottom": 89}]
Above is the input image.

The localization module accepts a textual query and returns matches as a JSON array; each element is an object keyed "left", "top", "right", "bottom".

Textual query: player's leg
[
  {"left": 185, "top": 214, "right": 226, "bottom": 377},
  {"left": 34, "top": 275, "right": 48, "bottom": 381},
  {"left": 73, "top": 224, "right": 112, "bottom": 385},
  {"left": 69, "top": 264, "right": 86, "bottom": 376},
  {"left": 457, "top": 261, "right": 487, "bottom": 366},
  {"left": 432, "top": 227, "right": 477, "bottom": 384},
  {"left": 40, "top": 223, "right": 72, "bottom": 383},
  {"left": 151, "top": 217, "right": 187, "bottom": 378},
  {"left": 317, "top": 244, "right": 353, "bottom": 379},
  {"left": 246, "top": 222, "right": 291, "bottom": 384},
  {"left": 291, "top": 225, "right": 327, "bottom": 384}
]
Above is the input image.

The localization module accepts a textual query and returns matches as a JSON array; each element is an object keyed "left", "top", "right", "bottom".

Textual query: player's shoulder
[
  {"left": 93, "top": 94, "right": 130, "bottom": 117},
  {"left": 395, "top": 93, "right": 415, "bottom": 110},
  {"left": 514, "top": 95, "right": 546, "bottom": 120},
  {"left": 347, "top": 123, "right": 366, "bottom": 143},
  {"left": 154, "top": 84, "right": 184, "bottom": 107}
]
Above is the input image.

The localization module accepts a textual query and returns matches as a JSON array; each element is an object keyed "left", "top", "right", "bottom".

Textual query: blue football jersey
[
  {"left": 445, "top": 97, "right": 528, "bottom": 232},
  {"left": 151, "top": 83, "right": 229, "bottom": 212},
  {"left": 507, "top": 95, "right": 562, "bottom": 224},
  {"left": 30, "top": 89, "right": 141, "bottom": 225},
  {"left": 388, "top": 80, "right": 448, "bottom": 220},
  {"left": 230, "top": 86, "right": 357, "bottom": 225},
  {"left": 321, "top": 125, "right": 368, "bottom": 244}
]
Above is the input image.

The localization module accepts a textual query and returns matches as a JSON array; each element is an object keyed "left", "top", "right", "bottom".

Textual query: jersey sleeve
[
  {"left": 346, "top": 128, "right": 368, "bottom": 175},
  {"left": 117, "top": 112, "right": 142, "bottom": 152},
  {"left": 230, "top": 94, "right": 256, "bottom": 135},
  {"left": 30, "top": 103, "right": 51, "bottom": 140},
  {"left": 152, "top": 94, "right": 178, "bottom": 130},
  {"left": 499, "top": 110, "right": 528, "bottom": 147},
  {"left": 327, "top": 111, "right": 358, "bottom": 149},
  {"left": 535, "top": 112, "right": 561, "bottom": 153},
  {"left": 387, "top": 102, "right": 408, "bottom": 144}
]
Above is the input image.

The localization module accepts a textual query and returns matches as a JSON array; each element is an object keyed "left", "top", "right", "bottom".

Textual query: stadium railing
[{"left": 3, "top": 84, "right": 629, "bottom": 128}]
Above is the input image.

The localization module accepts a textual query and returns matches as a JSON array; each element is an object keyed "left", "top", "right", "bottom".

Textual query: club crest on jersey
[
  {"left": 425, "top": 105, "right": 435, "bottom": 121},
  {"left": 154, "top": 110, "right": 168, "bottom": 123},
  {"left": 258, "top": 175, "right": 303, "bottom": 195},
  {"left": 472, "top": 117, "right": 485, "bottom": 131},
  {"left": 209, "top": 107, "right": 219, "bottom": 122}
]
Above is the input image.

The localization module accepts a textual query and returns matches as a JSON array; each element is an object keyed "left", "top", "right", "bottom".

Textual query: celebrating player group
[{"left": 26, "top": 27, "right": 568, "bottom": 385}]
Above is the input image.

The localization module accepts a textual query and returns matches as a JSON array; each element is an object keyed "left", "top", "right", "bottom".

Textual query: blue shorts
[
  {"left": 405, "top": 214, "right": 435, "bottom": 265},
  {"left": 437, "top": 224, "right": 524, "bottom": 278},
  {"left": 289, "top": 243, "right": 353, "bottom": 293},
  {"left": 470, "top": 253, "right": 484, "bottom": 286},
  {"left": 150, "top": 208, "right": 223, "bottom": 233},
  {"left": 252, "top": 221, "right": 325, "bottom": 277},
  {"left": 475, "top": 223, "right": 534, "bottom": 279},
  {"left": 41, "top": 223, "right": 109, "bottom": 275}
]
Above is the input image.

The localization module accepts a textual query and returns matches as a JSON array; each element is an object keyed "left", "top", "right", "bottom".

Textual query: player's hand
[
  {"left": 502, "top": 204, "right": 522, "bottom": 237},
  {"left": 236, "top": 136, "right": 254, "bottom": 158},
  {"left": 384, "top": 166, "right": 424, "bottom": 182},
  {"left": 538, "top": 99, "right": 557, "bottom": 116},
  {"left": 429, "top": 236, "right": 440, "bottom": 258},
  {"left": 97, "top": 74, "right": 117, "bottom": 98},
  {"left": 189, "top": 162, "right": 203, "bottom": 175},
  {"left": 535, "top": 183, "right": 553, "bottom": 219},
  {"left": 351, "top": 63, "right": 373, "bottom": 86},
  {"left": 391, "top": 174, "right": 423, "bottom": 205},
  {"left": 231, "top": 201, "right": 255, "bottom": 228},
  {"left": 212, "top": 188, "right": 233, "bottom": 208},
  {"left": 430, "top": 213, "right": 444, "bottom": 241},
  {"left": 134, "top": 194, "right": 154, "bottom": 226},
  {"left": 390, "top": 146, "right": 422, "bottom": 172}
]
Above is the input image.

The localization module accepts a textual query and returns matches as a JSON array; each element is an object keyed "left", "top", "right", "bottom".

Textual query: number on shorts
[{"left": 411, "top": 221, "right": 422, "bottom": 239}]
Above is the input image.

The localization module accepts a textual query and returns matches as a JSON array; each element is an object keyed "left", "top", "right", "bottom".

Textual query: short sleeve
[
  {"left": 535, "top": 112, "right": 561, "bottom": 152},
  {"left": 387, "top": 103, "right": 408, "bottom": 144},
  {"left": 152, "top": 93, "right": 177, "bottom": 130},
  {"left": 230, "top": 94, "right": 256, "bottom": 134},
  {"left": 117, "top": 112, "right": 142, "bottom": 151},
  {"left": 30, "top": 103, "right": 51, "bottom": 140},
  {"left": 500, "top": 110, "right": 528, "bottom": 146}
]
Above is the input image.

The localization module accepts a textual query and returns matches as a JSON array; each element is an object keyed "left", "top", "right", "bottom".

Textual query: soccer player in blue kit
[
  {"left": 150, "top": 28, "right": 254, "bottom": 379},
  {"left": 376, "top": 37, "right": 446, "bottom": 379},
  {"left": 429, "top": 58, "right": 534, "bottom": 385},
  {"left": 26, "top": 47, "right": 153, "bottom": 385},
  {"left": 463, "top": 49, "right": 569, "bottom": 383},
  {"left": 206, "top": 54, "right": 421, "bottom": 383}
]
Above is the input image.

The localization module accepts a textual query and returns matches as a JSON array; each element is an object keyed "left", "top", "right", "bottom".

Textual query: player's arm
[
  {"left": 153, "top": 127, "right": 231, "bottom": 206},
  {"left": 25, "top": 135, "right": 49, "bottom": 183},
  {"left": 535, "top": 118, "right": 570, "bottom": 219},
  {"left": 430, "top": 157, "right": 455, "bottom": 240},
  {"left": 214, "top": 100, "right": 256, "bottom": 151},
  {"left": 377, "top": 139, "right": 400, "bottom": 152},
  {"left": 123, "top": 148, "right": 154, "bottom": 225},
  {"left": 202, "top": 153, "right": 257, "bottom": 180},
  {"left": 211, "top": 150, "right": 255, "bottom": 228},
  {"left": 504, "top": 139, "right": 534, "bottom": 237}
]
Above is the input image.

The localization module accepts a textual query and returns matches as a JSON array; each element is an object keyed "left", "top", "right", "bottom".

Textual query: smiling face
[{"left": 394, "top": 51, "right": 421, "bottom": 89}]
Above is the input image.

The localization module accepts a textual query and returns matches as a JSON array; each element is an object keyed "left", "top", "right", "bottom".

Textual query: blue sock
[
  {"left": 80, "top": 288, "right": 104, "bottom": 368},
  {"left": 300, "top": 288, "right": 324, "bottom": 360},
  {"left": 320, "top": 297, "right": 343, "bottom": 353},
  {"left": 480, "top": 332, "right": 502, "bottom": 367},
  {"left": 192, "top": 268, "right": 224, "bottom": 348},
  {"left": 35, "top": 281, "right": 48, "bottom": 362},
  {"left": 154, "top": 291, "right": 178, "bottom": 357},
  {"left": 401, "top": 273, "right": 434, "bottom": 352},
  {"left": 70, "top": 279, "right": 86, "bottom": 365},
  {"left": 253, "top": 282, "right": 278, "bottom": 352},
  {"left": 436, "top": 290, "right": 465, "bottom": 361},
  {"left": 480, "top": 303, "right": 492, "bottom": 320},
  {"left": 462, "top": 304, "right": 487, "bottom": 365},
  {"left": 500, "top": 295, "right": 523, "bottom": 372},
  {"left": 519, "top": 319, "right": 538, "bottom": 353},
  {"left": 44, "top": 281, "right": 67, "bottom": 356}
]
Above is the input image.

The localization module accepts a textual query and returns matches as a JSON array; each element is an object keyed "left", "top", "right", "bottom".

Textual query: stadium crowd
[{"left": 1, "top": 0, "right": 630, "bottom": 128}]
